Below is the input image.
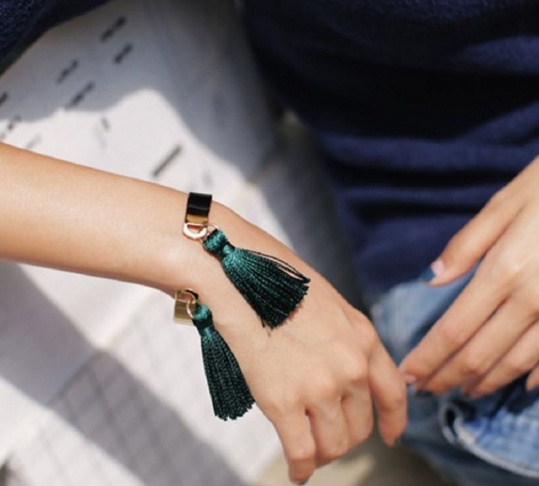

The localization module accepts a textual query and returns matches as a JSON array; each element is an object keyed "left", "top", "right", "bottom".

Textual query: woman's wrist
[
  {"left": 152, "top": 199, "right": 242, "bottom": 297},
  {"left": 0, "top": 141, "right": 307, "bottom": 332},
  {"left": 0, "top": 143, "right": 232, "bottom": 298}
]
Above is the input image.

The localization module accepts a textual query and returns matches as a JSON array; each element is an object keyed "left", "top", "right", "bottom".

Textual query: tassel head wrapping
[
  {"left": 203, "top": 229, "right": 310, "bottom": 328},
  {"left": 182, "top": 192, "right": 310, "bottom": 328},
  {"left": 190, "top": 301, "right": 254, "bottom": 420}
]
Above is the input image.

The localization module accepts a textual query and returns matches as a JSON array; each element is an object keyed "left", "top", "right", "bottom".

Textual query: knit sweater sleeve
[{"left": 0, "top": 0, "right": 110, "bottom": 73}]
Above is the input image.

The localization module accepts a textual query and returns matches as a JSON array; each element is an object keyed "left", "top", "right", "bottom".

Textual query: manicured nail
[
  {"left": 420, "top": 267, "right": 436, "bottom": 282},
  {"left": 420, "top": 260, "right": 444, "bottom": 282}
]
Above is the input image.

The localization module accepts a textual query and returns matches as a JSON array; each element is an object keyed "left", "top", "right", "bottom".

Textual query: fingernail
[
  {"left": 403, "top": 373, "right": 417, "bottom": 385},
  {"left": 420, "top": 260, "right": 444, "bottom": 282}
]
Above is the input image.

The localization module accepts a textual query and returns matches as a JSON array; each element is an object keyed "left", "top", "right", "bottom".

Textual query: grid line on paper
[{"left": 8, "top": 300, "right": 257, "bottom": 486}]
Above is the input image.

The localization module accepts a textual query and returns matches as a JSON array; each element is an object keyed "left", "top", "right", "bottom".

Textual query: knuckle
[
  {"left": 280, "top": 394, "right": 303, "bottom": 414},
  {"left": 377, "top": 379, "right": 407, "bottom": 414},
  {"left": 262, "top": 390, "right": 301, "bottom": 417},
  {"left": 341, "top": 354, "right": 369, "bottom": 385},
  {"left": 360, "top": 324, "right": 378, "bottom": 349},
  {"left": 492, "top": 253, "right": 524, "bottom": 287},
  {"left": 333, "top": 440, "right": 350, "bottom": 459},
  {"left": 313, "top": 372, "right": 340, "bottom": 401},
  {"left": 437, "top": 321, "right": 466, "bottom": 348},
  {"left": 288, "top": 443, "right": 316, "bottom": 465},
  {"left": 460, "top": 353, "right": 489, "bottom": 377},
  {"left": 321, "top": 438, "right": 350, "bottom": 462},
  {"left": 385, "top": 387, "right": 407, "bottom": 412},
  {"left": 351, "top": 320, "right": 378, "bottom": 353}
]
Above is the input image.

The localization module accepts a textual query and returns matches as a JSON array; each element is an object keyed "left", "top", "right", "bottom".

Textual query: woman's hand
[
  {"left": 0, "top": 142, "right": 406, "bottom": 485},
  {"left": 400, "top": 154, "right": 539, "bottom": 398},
  {"left": 195, "top": 216, "right": 407, "bottom": 485}
]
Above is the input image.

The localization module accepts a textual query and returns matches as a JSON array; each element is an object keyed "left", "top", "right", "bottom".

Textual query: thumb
[{"left": 422, "top": 189, "right": 520, "bottom": 286}]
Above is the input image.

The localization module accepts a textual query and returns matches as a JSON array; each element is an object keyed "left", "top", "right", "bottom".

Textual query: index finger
[{"left": 399, "top": 268, "right": 502, "bottom": 385}]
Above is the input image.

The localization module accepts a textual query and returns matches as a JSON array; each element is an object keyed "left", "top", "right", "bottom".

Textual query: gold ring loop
[
  {"left": 183, "top": 222, "right": 208, "bottom": 240},
  {"left": 173, "top": 289, "right": 199, "bottom": 322}
]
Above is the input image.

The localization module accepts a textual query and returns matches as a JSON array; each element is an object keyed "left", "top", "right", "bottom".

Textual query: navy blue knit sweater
[
  {"left": 2, "top": 1, "right": 539, "bottom": 292},
  {"left": 0, "top": 0, "right": 109, "bottom": 72},
  {"left": 242, "top": 0, "right": 539, "bottom": 292}
]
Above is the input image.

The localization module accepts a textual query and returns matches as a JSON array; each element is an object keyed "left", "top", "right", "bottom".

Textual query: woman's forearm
[
  {"left": 0, "top": 143, "right": 408, "bottom": 485},
  {"left": 0, "top": 142, "right": 232, "bottom": 295}
]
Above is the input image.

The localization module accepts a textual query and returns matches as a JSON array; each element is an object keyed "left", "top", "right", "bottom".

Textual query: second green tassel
[{"left": 191, "top": 301, "right": 254, "bottom": 420}]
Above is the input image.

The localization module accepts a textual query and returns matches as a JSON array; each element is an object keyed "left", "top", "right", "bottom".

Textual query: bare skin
[
  {"left": 401, "top": 154, "right": 539, "bottom": 399},
  {"left": 0, "top": 142, "right": 407, "bottom": 485}
]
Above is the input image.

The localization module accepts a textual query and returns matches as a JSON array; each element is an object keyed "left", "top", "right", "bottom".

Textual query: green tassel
[
  {"left": 202, "top": 229, "right": 310, "bottom": 328},
  {"left": 191, "top": 302, "right": 254, "bottom": 420}
]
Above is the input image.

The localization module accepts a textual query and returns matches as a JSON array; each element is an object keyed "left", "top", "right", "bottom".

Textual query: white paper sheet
[{"left": 0, "top": 0, "right": 274, "bottom": 464}]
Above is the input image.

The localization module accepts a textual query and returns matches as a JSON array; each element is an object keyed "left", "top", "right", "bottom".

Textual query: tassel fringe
[
  {"left": 203, "top": 229, "right": 310, "bottom": 328},
  {"left": 192, "top": 302, "right": 254, "bottom": 420}
]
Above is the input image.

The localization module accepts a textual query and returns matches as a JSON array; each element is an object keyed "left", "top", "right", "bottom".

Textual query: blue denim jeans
[{"left": 366, "top": 275, "right": 539, "bottom": 486}]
